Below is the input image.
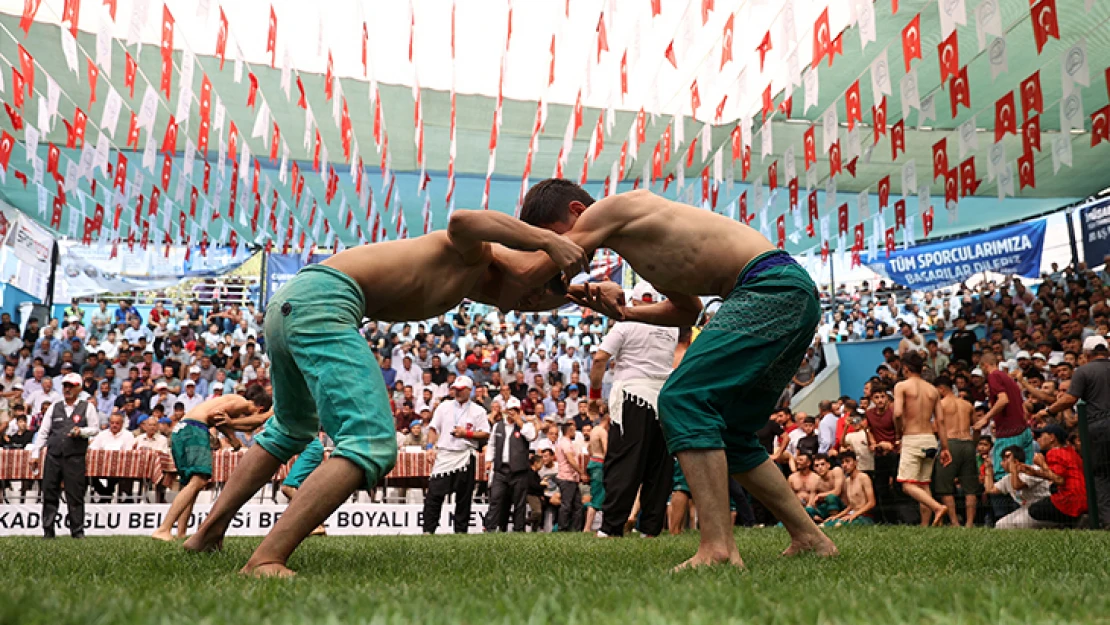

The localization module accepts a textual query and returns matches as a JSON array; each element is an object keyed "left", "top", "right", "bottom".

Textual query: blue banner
[
  {"left": 1079, "top": 199, "right": 1110, "bottom": 266},
  {"left": 263, "top": 253, "right": 331, "bottom": 305},
  {"left": 870, "top": 220, "right": 1046, "bottom": 290}
]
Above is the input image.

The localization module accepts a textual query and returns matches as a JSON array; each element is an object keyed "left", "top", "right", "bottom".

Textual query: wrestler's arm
[{"left": 448, "top": 210, "right": 589, "bottom": 276}]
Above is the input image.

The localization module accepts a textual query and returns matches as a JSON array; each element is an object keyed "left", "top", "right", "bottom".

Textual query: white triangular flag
[
  {"left": 783, "top": 145, "right": 796, "bottom": 181},
  {"left": 761, "top": 121, "right": 773, "bottom": 158},
  {"left": 1061, "top": 39, "right": 1090, "bottom": 90},
  {"left": 101, "top": 88, "right": 122, "bottom": 139},
  {"left": 957, "top": 116, "right": 978, "bottom": 158},
  {"left": 856, "top": 0, "right": 876, "bottom": 49},
  {"left": 998, "top": 163, "right": 1015, "bottom": 200},
  {"left": 1051, "top": 134, "right": 1073, "bottom": 173},
  {"left": 1060, "top": 91, "right": 1085, "bottom": 131},
  {"left": 918, "top": 93, "right": 936, "bottom": 126},
  {"left": 938, "top": 0, "right": 968, "bottom": 39},
  {"left": 902, "top": 160, "right": 917, "bottom": 197},
  {"left": 857, "top": 188, "right": 870, "bottom": 220},
  {"left": 61, "top": 26, "right": 79, "bottom": 74},
  {"left": 786, "top": 51, "right": 801, "bottom": 90},
  {"left": 825, "top": 176, "right": 837, "bottom": 208},
  {"left": 870, "top": 50, "right": 892, "bottom": 104},
  {"left": 96, "top": 10, "right": 113, "bottom": 77},
  {"left": 804, "top": 68, "right": 819, "bottom": 112},
  {"left": 987, "top": 141, "right": 1007, "bottom": 181},
  {"left": 975, "top": 0, "right": 1003, "bottom": 51},
  {"left": 822, "top": 105, "right": 839, "bottom": 153},
  {"left": 989, "top": 37, "right": 1008, "bottom": 81}
]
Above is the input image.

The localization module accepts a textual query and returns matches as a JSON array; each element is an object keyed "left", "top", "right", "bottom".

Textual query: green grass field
[{"left": 1, "top": 527, "right": 1108, "bottom": 625}]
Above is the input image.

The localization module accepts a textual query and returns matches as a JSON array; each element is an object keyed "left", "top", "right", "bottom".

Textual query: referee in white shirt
[
  {"left": 29, "top": 373, "right": 100, "bottom": 539},
  {"left": 423, "top": 376, "right": 491, "bottom": 534}
]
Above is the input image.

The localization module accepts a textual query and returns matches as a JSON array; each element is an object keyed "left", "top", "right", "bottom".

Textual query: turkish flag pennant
[
  {"left": 768, "top": 161, "right": 778, "bottom": 192},
  {"left": 995, "top": 91, "right": 1017, "bottom": 142},
  {"left": 664, "top": 40, "right": 677, "bottom": 68},
  {"left": 228, "top": 121, "right": 238, "bottom": 164},
  {"left": 652, "top": 143, "right": 662, "bottom": 182},
  {"left": 838, "top": 203, "right": 849, "bottom": 235},
  {"left": 730, "top": 127, "right": 742, "bottom": 161},
  {"left": 0, "top": 132, "right": 12, "bottom": 173},
  {"left": 596, "top": 13, "right": 609, "bottom": 63},
  {"left": 325, "top": 51, "right": 335, "bottom": 100},
  {"left": 296, "top": 76, "right": 307, "bottom": 109},
  {"left": 160, "top": 5, "right": 174, "bottom": 81},
  {"left": 885, "top": 228, "right": 896, "bottom": 257},
  {"left": 780, "top": 96, "right": 793, "bottom": 117},
  {"left": 104, "top": 0, "right": 116, "bottom": 20},
  {"left": 1017, "top": 151, "right": 1036, "bottom": 189},
  {"left": 1091, "top": 105, "right": 1110, "bottom": 147},
  {"left": 741, "top": 145, "right": 751, "bottom": 180},
  {"left": 960, "top": 157, "right": 979, "bottom": 196},
  {"left": 162, "top": 115, "right": 178, "bottom": 154},
  {"left": 548, "top": 35, "right": 556, "bottom": 86},
  {"left": 845, "top": 80, "right": 862, "bottom": 130},
  {"left": 812, "top": 8, "right": 830, "bottom": 68},
  {"left": 190, "top": 186, "right": 198, "bottom": 217},
  {"left": 739, "top": 191, "right": 748, "bottom": 222},
  {"left": 853, "top": 224, "right": 865, "bottom": 249},
  {"left": 933, "top": 138, "right": 948, "bottom": 180},
  {"left": 594, "top": 114, "right": 605, "bottom": 159},
  {"left": 47, "top": 143, "right": 59, "bottom": 175},
  {"left": 61, "top": 0, "right": 79, "bottom": 38},
  {"left": 803, "top": 125, "right": 816, "bottom": 169},
  {"left": 663, "top": 173, "right": 674, "bottom": 192},
  {"left": 789, "top": 177, "right": 799, "bottom": 210},
  {"left": 944, "top": 167, "right": 959, "bottom": 206},
  {"left": 19, "top": 0, "right": 41, "bottom": 36},
  {"left": 846, "top": 156, "right": 859, "bottom": 177},
  {"left": 362, "top": 22, "right": 369, "bottom": 76},
  {"left": 247, "top": 73, "right": 259, "bottom": 108},
  {"left": 701, "top": 167, "right": 709, "bottom": 201},
  {"left": 662, "top": 123, "right": 672, "bottom": 162},
  {"left": 757, "top": 31, "right": 772, "bottom": 72},
  {"left": 216, "top": 7, "right": 229, "bottom": 69},
  {"left": 762, "top": 85, "right": 773, "bottom": 123},
  {"left": 651, "top": 0, "right": 661, "bottom": 16},
  {"left": 114, "top": 153, "right": 128, "bottom": 191},
  {"left": 829, "top": 142, "right": 842, "bottom": 177},
  {"left": 125, "top": 52, "right": 137, "bottom": 98},
  {"left": 902, "top": 13, "right": 922, "bottom": 72},
  {"left": 872, "top": 98, "right": 887, "bottom": 145},
  {"left": 313, "top": 129, "right": 322, "bottom": 171},
  {"left": 87, "top": 59, "right": 98, "bottom": 110},
  {"left": 73, "top": 108, "right": 87, "bottom": 147},
  {"left": 690, "top": 80, "right": 701, "bottom": 115},
  {"left": 721, "top": 14, "right": 734, "bottom": 70},
  {"left": 922, "top": 208, "right": 934, "bottom": 237},
  {"left": 807, "top": 192, "right": 818, "bottom": 236},
  {"left": 271, "top": 122, "right": 281, "bottom": 162},
  {"left": 1030, "top": 0, "right": 1060, "bottom": 54},
  {"left": 13, "top": 171, "right": 28, "bottom": 188},
  {"left": 1020, "top": 72, "right": 1043, "bottom": 120},
  {"left": 686, "top": 138, "right": 697, "bottom": 168},
  {"left": 11, "top": 70, "right": 24, "bottom": 110},
  {"left": 776, "top": 215, "right": 786, "bottom": 249},
  {"left": 828, "top": 33, "right": 844, "bottom": 67},
  {"left": 126, "top": 112, "right": 141, "bottom": 148},
  {"left": 228, "top": 174, "right": 237, "bottom": 217},
  {"left": 50, "top": 198, "right": 62, "bottom": 229},
  {"left": 620, "top": 50, "right": 629, "bottom": 97},
  {"left": 878, "top": 175, "right": 891, "bottom": 209},
  {"left": 267, "top": 5, "right": 278, "bottom": 67},
  {"left": 715, "top": 94, "right": 728, "bottom": 122},
  {"left": 160, "top": 55, "right": 173, "bottom": 99},
  {"left": 63, "top": 119, "right": 76, "bottom": 149},
  {"left": 937, "top": 30, "right": 959, "bottom": 84},
  {"left": 949, "top": 66, "right": 971, "bottom": 116},
  {"left": 203, "top": 162, "right": 211, "bottom": 194},
  {"left": 891, "top": 120, "right": 905, "bottom": 160},
  {"left": 161, "top": 154, "right": 172, "bottom": 190},
  {"left": 636, "top": 109, "right": 647, "bottom": 146},
  {"left": 896, "top": 200, "right": 910, "bottom": 230},
  {"left": 1022, "top": 115, "right": 1041, "bottom": 155},
  {"left": 18, "top": 45, "right": 33, "bottom": 98}
]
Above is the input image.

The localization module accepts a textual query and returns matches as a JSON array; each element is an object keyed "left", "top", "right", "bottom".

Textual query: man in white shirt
[
  {"left": 22, "top": 365, "right": 47, "bottom": 401},
  {"left": 149, "top": 382, "right": 178, "bottom": 413},
  {"left": 178, "top": 379, "right": 205, "bottom": 412},
  {"left": 423, "top": 376, "right": 490, "bottom": 534},
  {"left": 484, "top": 398, "right": 538, "bottom": 532},
  {"left": 0, "top": 326, "right": 21, "bottom": 358},
  {"left": 29, "top": 373, "right": 100, "bottom": 538},
  {"left": 557, "top": 346, "right": 581, "bottom": 382},
  {"left": 90, "top": 413, "right": 136, "bottom": 451},
  {"left": 27, "top": 377, "right": 63, "bottom": 416},
  {"left": 394, "top": 355, "right": 424, "bottom": 391},
  {"left": 133, "top": 415, "right": 170, "bottom": 453},
  {"left": 816, "top": 401, "right": 840, "bottom": 455},
  {"left": 589, "top": 282, "right": 678, "bottom": 538}
]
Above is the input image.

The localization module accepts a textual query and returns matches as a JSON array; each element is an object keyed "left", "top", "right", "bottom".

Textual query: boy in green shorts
[
  {"left": 151, "top": 386, "right": 272, "bottom": 541},
  {"left": 184, "top": 214, "right": 589, "bottom": 577}
]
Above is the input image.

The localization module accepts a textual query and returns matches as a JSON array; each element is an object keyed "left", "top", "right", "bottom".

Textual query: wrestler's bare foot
[
  {"left": 931, "top": 506, "right": 948, "bottom": 527},
  {"left": 150, "top": 530, "right": 174, "bottom": 542},
  {"left": 241, "top": 562, "right": 297, "bottom": 578},
  {"left": 781, "top": 532, "right": 839, "bottom": 558},
  {"left": 672, "top": 548, "right": 744, "bottom": 572},
  {"left": 183, "top": 531, "right": 224, "bottom": 553}
]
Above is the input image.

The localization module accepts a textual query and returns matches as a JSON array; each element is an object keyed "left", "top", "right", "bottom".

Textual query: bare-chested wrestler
[
  {"left": 788, "top": 453, "right": 820, "bottom": 513},
  {"left": 583, "top": 410, "right": 609, "bottom": 533},
  {"left": 892, "top": 352, "right": 952, "bottom": 527},
  {"left": 932, "top": 375, "right": 981, "bottom": 527},
  {"left": 182, "top": 212, "right": 589, "bottom": 577},
  {"left": 822, "top": 451, "right": 876, "bottom": 527},
  {"left": 809, "top": 454, "right": 845, "bottom": 522},
  {"left": 508, "top": 181, "right": 835, "bottom": 569}
]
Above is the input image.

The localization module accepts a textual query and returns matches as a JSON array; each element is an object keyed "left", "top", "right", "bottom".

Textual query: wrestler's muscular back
[
  {"left": 941, "top": 395, "right": 974, "bottom": 441},
  {"left": 898, "top": 377, "right": 940, "bottom": 436},
  {"left": 595, "top": 191, "right": 777, "bottom": 299},
  {"left": 322, "top": 232, "right": 493, "bottom": 322}
]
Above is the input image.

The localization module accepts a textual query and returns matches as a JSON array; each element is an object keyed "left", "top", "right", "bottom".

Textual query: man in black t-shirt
[{"left": 948, "top": 317, "right": 978, "bottom": 366}]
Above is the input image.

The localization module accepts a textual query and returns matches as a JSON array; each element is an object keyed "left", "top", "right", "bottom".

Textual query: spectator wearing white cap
[
  {"left": 209, "top": 381, "right": 225, "bottom": 397},
  {"left": 423, "top": 375, "right": 490, "bottom": 534},
  {"left": 186, "top": 365, "right": 209, "bottom": 397},
  {"left": 149, "top": 381, "right": 178, "bottom": 413},
  {"left": 1036, "top": 335, "right": 1110, "bottom": 527},
  {"left": 26, "top": 377, "right": 63, "bottom": 417},
  {"left": 178, "top": 379, "right": 205, "bottom": 412},
  {"left": 484, "top": 397, "right": 537, "bottom": 532}
]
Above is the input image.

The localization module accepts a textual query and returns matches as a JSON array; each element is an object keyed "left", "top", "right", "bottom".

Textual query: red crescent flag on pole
[
  {"left": 267, "top": 5, "right": 278, "bottom": 67},
  {"left": 902, "top": 14, "right": 922, "bottom": 72}
]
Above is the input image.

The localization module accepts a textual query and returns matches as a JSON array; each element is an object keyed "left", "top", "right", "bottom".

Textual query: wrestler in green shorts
[
  {"left": 658, "top": 250, "right": 821, "bottom": 475},
  {"left": 171, "top": 420, "right": 213, "bottom": 485},
  {"left": 255, "top": 264, "right": 397, "bottom": 487},
  {"left": 673, "top": 463, "right": 737, "bottom": 511},
  {"left": 585, "top": 460, "right": 606, "bottom": 510},
  {"left": 282, "top": 438, "right": 326, "bottom": 490}
]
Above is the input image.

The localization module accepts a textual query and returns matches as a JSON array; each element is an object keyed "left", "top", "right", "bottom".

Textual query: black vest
[
  {"left": 46, "top": 400, "right": 90, "bottom": 458},
  {"left": 491, "top": 421, "right": 531, "bottom": 474}
]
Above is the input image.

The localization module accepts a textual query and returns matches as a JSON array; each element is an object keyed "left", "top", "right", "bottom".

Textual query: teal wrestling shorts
[
  {"left": 171, "top": 419, "right": 212, "bottom": 485},
  {"left": 255, "top": 264, "right": 397, "bottom": 488},
  {"left": 282, "top": 438, "right": 326, "bottom": 490},
  {"left": 658, "top": 250, "right": 821, "bottom": 475}
]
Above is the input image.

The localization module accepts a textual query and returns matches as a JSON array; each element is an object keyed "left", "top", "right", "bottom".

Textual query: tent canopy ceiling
[{"left": 0, "top": 0, "right": 1105, "bottom": 259}]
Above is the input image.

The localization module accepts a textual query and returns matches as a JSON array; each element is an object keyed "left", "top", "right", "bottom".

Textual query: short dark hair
[
  {"left": 839, "top": 450, "right": 857, "bottom": 461},
  {"left": 243, "top": 385, "right": 273, "bottom": 411},
  {"left": 1002, "top": 445, "right": 1026, "bottom": 463},
  {"left": 934, "top": 375, "right": 952, "bottom": 388},
  {"left": 519, "top": 179, "right": 596, "bottom": 226},
  {"left": 903, "top": 351, "right": 924, "bottom": 374}
]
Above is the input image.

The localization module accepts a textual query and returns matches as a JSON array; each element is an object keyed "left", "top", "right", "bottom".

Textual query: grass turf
[{"left": 1, "top": 527, "right": 1108, "bottom": 625}]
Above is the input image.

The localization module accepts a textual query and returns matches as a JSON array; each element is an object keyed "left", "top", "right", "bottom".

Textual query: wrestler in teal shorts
[
  {"left": 585, "top": 460, "right": 606, "bottom": 510},
  {"left": 255, "top": 264, "right": 397, "bottom": 487},
  {"left": 672, "top": 463, "right": 737, "bottom": 511},
  {"left": 658, "top": 251, "right": 821, "bottom": 475},
  {"left": 282, "top": 438, "right": 326, "bottom": 489},
  {"left": 171, "top": 420, "right": 213, "bottom": 485}
]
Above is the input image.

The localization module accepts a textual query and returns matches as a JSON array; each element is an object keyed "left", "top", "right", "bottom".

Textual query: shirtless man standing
[
  {"left": 823, "top": 451, "right": 876, "bottom": 527},
  {"left": 788, "top": 453, "right": 820, "bottom": 511},
  {"left": 932, "top": 376, "right": 981, "bottom": 527},
  {"left": 892, "top": 352, "right": 952, "bottom": 527},
  {"left": 513, "top": 180, "right": 835, "bottom": 569},
  {"left": 583, "top": 411, "right": 609, "bottom": 533},
  {"left": 182, "top": 211, "right": 589, "bottom": 576}
]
